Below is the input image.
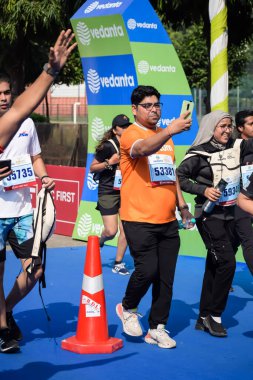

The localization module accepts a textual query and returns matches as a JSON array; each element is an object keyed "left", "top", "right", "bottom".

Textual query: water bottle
[
  {"left": 202, "top": 178, "right": 228, "bottom": 214},
  {"left": 178, "top": 219, "right": 184, "bottom": 229},
  {"left": 178, "top": 218, "right": 196, "bottom": 229},
  {"left": 184, "top": 217, "right": 196, "bottom": 229}
]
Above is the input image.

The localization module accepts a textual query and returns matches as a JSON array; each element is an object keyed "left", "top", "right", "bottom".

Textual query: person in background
[
  {"left": 90, "top": 115, "right": 131, "bottom": 275},
  {"left": 116, "top": 85, "right": 193, "bottom": 349},
  {"left": 233, "top": 110, "right": 253, "bottom": 275},
  {"left": 177, "top": 110, "right": 253, "bottom": 338},
  {"left": 0, "top": 29, "right": 76, "bottom": 353},
  {"left": 237, "top": 172, "right": 253, "bottom": 214}
]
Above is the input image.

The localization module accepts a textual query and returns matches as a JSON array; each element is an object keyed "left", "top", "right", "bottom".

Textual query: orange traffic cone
[{"left": 61, "top": 235, "right": 123, "bottom": 354}]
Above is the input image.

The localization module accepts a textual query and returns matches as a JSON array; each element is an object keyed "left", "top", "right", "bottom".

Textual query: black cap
[{"left": 112, "top": 114, "right": 131, "bottom": 128}]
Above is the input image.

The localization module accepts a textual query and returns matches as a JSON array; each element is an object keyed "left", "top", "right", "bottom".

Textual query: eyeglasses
[
  {"left": 217, "top": 125, "right": 233, "bottom": 131},
  {"left": 137, "top": 102, "right": 163, "bottom": 111}
]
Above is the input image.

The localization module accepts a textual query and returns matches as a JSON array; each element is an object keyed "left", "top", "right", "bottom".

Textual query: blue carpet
[{"left": 1, "top": 245, "right": 253, "bottom": 380}]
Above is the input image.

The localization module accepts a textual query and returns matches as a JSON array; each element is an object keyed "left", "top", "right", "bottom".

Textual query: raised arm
[
  {"left": 0, "top": 29, "right": 77, "bottom": 149},
  {"left": 131, "top": 113, "right": 192, "bottom": 158}
]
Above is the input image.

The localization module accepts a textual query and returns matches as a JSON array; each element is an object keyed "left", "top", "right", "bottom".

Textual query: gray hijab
[{"left": 191, "top": 110, "right": 233, "bottom": 148}]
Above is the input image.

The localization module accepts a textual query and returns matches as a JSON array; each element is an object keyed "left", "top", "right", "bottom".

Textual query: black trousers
[
  {"left": 234, "top": 206, "right": 253, "bottom": 275},
  {"left": 196, "top": 217, "right": 237, "bottom": 317},
  {"left": 122, "top": 220, "right": 180, "bottom": 329}
]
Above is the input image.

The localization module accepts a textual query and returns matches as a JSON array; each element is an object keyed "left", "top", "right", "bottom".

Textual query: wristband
[
  {"left": 104, "top": 159, "right": 113, "bottom": 170},
  {"left": 43, "top": 63, "right": 59, "bottom": 78},
  {"left": 40, "top": 175, "right": 50, "bottom": 181}
]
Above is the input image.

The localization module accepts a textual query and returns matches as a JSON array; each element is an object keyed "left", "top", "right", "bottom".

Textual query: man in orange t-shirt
[{"left": 116, "top": 85, "right": 193, "bottom": 349}]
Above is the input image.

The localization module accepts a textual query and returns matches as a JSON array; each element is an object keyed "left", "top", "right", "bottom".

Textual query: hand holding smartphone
[
  {"left": 180, "top": 100, "right": 194, "bottom": 119},
  {"left": 0, "top": 159, "right": 12, "bottom": 174}
]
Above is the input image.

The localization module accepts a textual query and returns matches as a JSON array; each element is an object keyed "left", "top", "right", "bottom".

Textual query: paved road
[
  {"left": 7, "top": 234, "right": 85, "bottom": 250},
  {"left": 47, "top": 234, "right": 86, "bottom": 248}
]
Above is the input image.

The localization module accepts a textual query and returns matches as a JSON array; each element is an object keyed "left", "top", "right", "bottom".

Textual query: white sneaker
[
  {"left": 116, "top": 303, "right": 143, "bottom": 337},
  {"left": 145, "top": 324, "right": 176, "bottom": 349}
]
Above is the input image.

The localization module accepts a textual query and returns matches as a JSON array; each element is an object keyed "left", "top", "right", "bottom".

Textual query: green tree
[
  {"left": 0, "top": 0, "right": 84, "bottom": 95},
  {"left": 168, "top": 23, "right": 209, "bottom": 90},
  {"left": 150, "top": 0, "right": 253, "bottom": 110},
  {"left": 169, "top": 22, "right": 251, "bottom": 89}
]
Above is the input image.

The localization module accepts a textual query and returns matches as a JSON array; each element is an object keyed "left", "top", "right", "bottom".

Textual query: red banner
[{"left": 31, "top": 165, "right": 85, "bottom": 236}]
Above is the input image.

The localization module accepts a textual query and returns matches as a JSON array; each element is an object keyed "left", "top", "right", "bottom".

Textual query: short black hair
[
  {"left": 235, "top": 110, "right": 253, "bottom": 128},
  {"left": 131, "top": 85, "right": 160, "bottom": 105},
  {"left": 0, "top": 71, "right": 12, "bottom": 90}
]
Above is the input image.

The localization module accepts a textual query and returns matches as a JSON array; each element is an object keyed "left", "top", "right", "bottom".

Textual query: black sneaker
[
  {"left": 0, "top": 328, "right": 20, "bottom": 353},
  {"left": 6, "top": 311, "right": 23, "bottom": 341},
  {"left": 203, "top": 315, "right": 227, "bottom": 337},
  {"left": 195, "top": 317, "right": 207, "bottom": 331},
  {"left": 112, "top": 262, "right": 130, "bottom": 275}
]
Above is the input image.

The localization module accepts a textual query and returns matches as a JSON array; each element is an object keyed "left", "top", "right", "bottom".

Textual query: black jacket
[{"left": 177, "top": 138, "right": 253, "bottom": 219}]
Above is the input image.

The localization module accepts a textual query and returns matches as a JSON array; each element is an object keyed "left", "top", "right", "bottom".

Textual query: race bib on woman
[
  {"left": 218, "top": 176, "right": 240, "bottom": 206},
  {"left": 113, "top": 169, "right": 122, "bottom": 190}
]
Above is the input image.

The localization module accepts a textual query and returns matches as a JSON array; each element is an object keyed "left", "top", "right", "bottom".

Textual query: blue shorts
[{"left": 0, "top": 214, "right": 34, "bottom": 262}]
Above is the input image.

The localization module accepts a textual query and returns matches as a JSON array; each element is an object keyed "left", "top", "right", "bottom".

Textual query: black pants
[
  {"left": 122, "top": 220, "right": 180, "bottom": 329},
  {"left": 234, "top": 206, "right": 253, "bottom": 275},
  {"left": 196, "top": 217, "right": 236, "bottom": 317}
]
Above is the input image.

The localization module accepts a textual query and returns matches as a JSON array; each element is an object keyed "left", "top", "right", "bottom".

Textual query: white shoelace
[
  {"left": 157, "top": 327, "right": 170, "bottom": 337},
  {"left": 115, "top": 263, "right": 126, "bottom": 269},
  {"left": 124, "top": 309, "right": 142, "bottom": 321}
]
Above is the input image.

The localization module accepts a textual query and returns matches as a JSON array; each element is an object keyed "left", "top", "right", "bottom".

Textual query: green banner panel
[
  {"left": 87, "top": 105, "right": 132, "bottom": 153},
  {"left": 131, "top": 42, "right": 191, "bottom": 95},
  {"left": 73, "top": 200, "right": 119, "bottom": 246},
  {"left": 72, "top": 15, "right": 132, "bottom": 58}
]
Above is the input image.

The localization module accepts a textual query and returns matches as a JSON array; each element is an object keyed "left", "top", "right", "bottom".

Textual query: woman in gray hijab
[{"left": 177, "top": 110, "right": 253, "bottom": 338}]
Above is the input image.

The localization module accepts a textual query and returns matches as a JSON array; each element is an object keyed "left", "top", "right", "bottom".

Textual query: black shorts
[
  {"left": 0, "top": 214, "right": 34, "bottom": 262},
  {"left": 96, "top": 193, "right": 121, "bottom": 216}
]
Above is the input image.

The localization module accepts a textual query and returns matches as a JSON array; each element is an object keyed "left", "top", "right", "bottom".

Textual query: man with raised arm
[
  {"left": 0, "top": 29, "right": 76, "bottom": 353},
  {"left": 116, "top": 85, "right": 193, "bottom": 349}
]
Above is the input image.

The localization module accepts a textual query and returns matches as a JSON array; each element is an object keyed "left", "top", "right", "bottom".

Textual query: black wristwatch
[{"left": 43, "top": 63, "right": 59, "bottom": 78}]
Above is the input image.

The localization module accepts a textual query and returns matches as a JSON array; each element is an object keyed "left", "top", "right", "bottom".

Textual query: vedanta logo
[
  {"left": 84, "top": 1, "right": 122, "bottom": 14},
  {"left": 91, "top": 117, "right": 110, "bottom": 141},
  {"left": 87, "top": 69, "right": 100, "bottom": 93},
  {"left": 138, "top": 60, "right": 176, "bottom": 74},
  {"left": 77, "top": 213, "right": 92, "bottom": 237},
  {"left": 77, "top": 213, "right": 103, "bottom": 238},
  {"left": 87, "top": 68, "right": 135, "bottom": 94},
  {"left": 76, "top": 21, "right": 124, "bottom": 46},
  {"left": 87, "top": 172, "right": 98, "bottom": 191},
  {"left": 127, "top": 18, "right": 157, "bottom": 30}
]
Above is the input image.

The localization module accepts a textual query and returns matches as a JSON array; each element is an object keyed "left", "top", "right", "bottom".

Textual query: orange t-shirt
[{"left": 120, "top": 123, "right": 177, "bottom": 224}]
